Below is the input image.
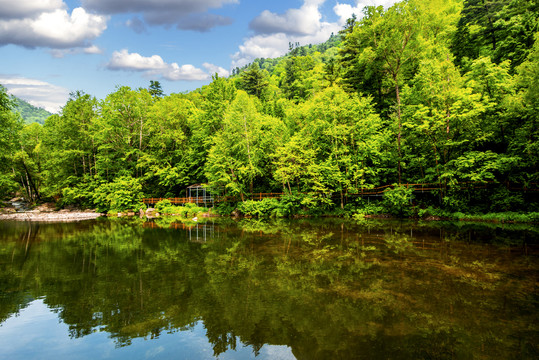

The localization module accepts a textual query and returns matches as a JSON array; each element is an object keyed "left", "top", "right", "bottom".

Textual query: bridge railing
[{"left": 142, "top": 182, "right": 538, "bottom": 205}]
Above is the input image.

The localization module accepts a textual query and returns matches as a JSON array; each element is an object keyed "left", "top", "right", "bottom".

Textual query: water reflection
[
  {"left": 0, "top": 299, "right": 295, "bottom": 360},
  {"left": 0, "top": 218, "right": 538, "bottom": 359}
]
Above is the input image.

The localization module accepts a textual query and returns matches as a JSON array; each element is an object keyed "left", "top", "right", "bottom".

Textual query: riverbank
[
  {"left": 0, "top": 210, "right": 103, "bottom": 222},
  {"left": 0, "top": 202, "right": 103, "bottom": 222}
]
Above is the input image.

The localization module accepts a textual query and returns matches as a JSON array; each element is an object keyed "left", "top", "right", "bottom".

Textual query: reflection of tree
[{"left": 0, "top": 219, "right": 537, "bottom": 358}]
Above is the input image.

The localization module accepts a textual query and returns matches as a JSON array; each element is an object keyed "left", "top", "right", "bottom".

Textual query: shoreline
[{"left": 0, "top": 210, "right": 104, "bottom": 222}]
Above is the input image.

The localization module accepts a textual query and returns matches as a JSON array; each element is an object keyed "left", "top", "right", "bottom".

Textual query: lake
[{"left": 0, "top": 217, "right": 537, "bottom": 359}]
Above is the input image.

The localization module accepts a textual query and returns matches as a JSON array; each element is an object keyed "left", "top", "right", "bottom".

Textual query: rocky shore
[{"left": 0, "top": 202, "right": 103, "bottom": 222}]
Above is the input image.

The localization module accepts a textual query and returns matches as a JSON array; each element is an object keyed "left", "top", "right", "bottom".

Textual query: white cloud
[
  {"left": 0, "top": 6, "right": 108, "bottom": 49},
  {"left": 107, "top": 49, "right": 212, "bottom": 81},
  {"left": 232, "top": 0, "right": 399, "bottom": 69},
  {"left": 0, "top": 75, "right": 70, "bottom": 113},
  {"left": 334, "top": 0, "right": 399, "bottom": 26},
  {"left": 202, "top": 63, "right": 230, "bottom": 78},
  {"left": 249, "top": 0, "right": 325, "bottom": 36},
  {"left": 82, "top": 0, "right": 238, "bottom": 32},
  {"left": 84, "top": 45, "right": 104, "bottom": 55},
  {"left": 107, "top": 49, "right": 168, "bottom": 71},
  {"left": 163, "top": 64, "right": 209, "bottom": 81},
  {"left": 232, "top": 0, "right": 340, "bottom": 68}
]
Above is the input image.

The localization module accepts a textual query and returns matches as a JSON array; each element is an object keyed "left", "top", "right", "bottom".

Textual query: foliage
[
  {"left": 92, "top": 176, "right": 144, "bottom": 213},
  {"left": 154, "top": 199, "right": 207, "bottom": 217},
  {"left": 1, "top": 0, "right": 538, "bottom": 217},
  {"left": 237, "top": 198, "right": 282, "bottom": 218},
  {"left": 383, "top": 185, "right": 415, "bottom": 217}
]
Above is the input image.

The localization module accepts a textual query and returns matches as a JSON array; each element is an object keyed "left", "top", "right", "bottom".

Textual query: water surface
[{"left": 0, "top": 218, "right": 537, "bottom": 359}]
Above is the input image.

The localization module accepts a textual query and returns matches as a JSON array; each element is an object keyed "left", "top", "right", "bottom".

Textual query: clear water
[{"left": 0, "top": 217, "right": 538, "bottom": 359}]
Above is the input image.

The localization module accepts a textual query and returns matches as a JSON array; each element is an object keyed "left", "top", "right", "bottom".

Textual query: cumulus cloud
[
  {"left": 0, "top": 75, "right": 70, "bottom": 113},
  {"left": 107, "top": 49, "right": 168, "bottom": 71},
  {"left": 232, "top": 0, "right": 340, "bottom": 68},
  {"left": 232, "top": 0, "right": 399, "bottom": 69},
  {"left": 249, "top": 0, "right": 324, "bottom": 36},
  {"left": 163, "top": 64, "right": 209, "bottom": 81},
  {"left": 334, "top": 0, "right": 398, "bottom": 25},
  {"left": 202, "top": 63, "right": 230, "bottom": 78},
  {"left": 106, "top": 49, "right": 216, "bottom": 81},
  {"left": 82, "top": 0, "right": 238, "bottom": 32},
  {"left": 0, "top": 6, "right": 108, "bottom": 49}
]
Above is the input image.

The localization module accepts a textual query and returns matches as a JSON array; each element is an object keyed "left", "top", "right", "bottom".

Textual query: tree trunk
[{"left": 21, "top": 161, "right": 40, "bottom": 201}]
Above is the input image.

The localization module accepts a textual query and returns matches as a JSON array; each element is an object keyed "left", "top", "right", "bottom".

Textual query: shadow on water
[{"left": 0, "top": 217, "right": 538, "bottom": 359}]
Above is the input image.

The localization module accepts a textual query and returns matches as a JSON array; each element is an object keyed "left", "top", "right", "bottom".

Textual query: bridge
[{"left": 142, "top": 182, "right": 538, "bottom": 206}]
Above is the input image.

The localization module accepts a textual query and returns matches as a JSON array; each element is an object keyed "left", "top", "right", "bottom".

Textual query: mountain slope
[{"left": 12, "top": 97, "right": 52, "bottom": 125}]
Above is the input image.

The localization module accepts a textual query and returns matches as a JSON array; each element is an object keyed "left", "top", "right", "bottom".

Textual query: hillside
[{"left": 12, "top": 97, "right": 52, "bottom": 124}]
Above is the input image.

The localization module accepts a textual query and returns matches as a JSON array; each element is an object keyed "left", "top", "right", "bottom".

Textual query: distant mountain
[{"left": 12, "top": 97, "right": 52, "bottom": 125}]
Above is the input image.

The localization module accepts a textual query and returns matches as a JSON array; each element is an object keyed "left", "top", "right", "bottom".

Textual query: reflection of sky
[{"left": 0, "top": 299, "right": 296, "bottom": 360}]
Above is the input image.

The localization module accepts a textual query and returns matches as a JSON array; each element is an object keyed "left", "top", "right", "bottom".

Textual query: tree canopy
[{"left": 1, "top": 0, "right": 538, "bottom": 215}]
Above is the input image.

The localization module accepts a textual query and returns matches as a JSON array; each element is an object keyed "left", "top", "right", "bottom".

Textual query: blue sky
[{"left": 0, "top": 0, "right": 396, "bottom": 113}]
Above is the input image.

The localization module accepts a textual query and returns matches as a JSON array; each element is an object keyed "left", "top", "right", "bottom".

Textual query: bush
[
  {"left": 155, "top": 199, "right": 172, "bottom": 214},
  {"left": 238, "top": 198, "right": 281, "bottom": 217},
  {"left": 383, "top": 185, "right": 414, "bottom": 217},
  {"left": 279, "top": 194, "right": 303, "bottom": 216},
  {"left": 154, "top": 199, "right": 206, "bottom": 217},
  {"left": 214, "top": 201, "right": 237, "bottom": 215},
  {"left": 92, "top": 176, "right": 144, "bottom": 213}
]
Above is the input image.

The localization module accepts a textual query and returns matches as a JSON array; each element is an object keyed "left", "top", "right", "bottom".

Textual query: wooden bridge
[{"left": 142, "top": 181, "right": 538, "bottom": 206}]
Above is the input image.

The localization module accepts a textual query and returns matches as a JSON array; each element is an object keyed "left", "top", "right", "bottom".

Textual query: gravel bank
[{"left": 0, "top": 210, "right": 103, "bottom": 222}]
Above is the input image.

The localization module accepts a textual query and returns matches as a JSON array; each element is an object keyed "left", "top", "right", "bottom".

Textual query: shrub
[
  {"left": 92, "top": 176, "right": 144, "bottom": 213},
  {"left": 155, "top": 199, "right": 172, "bottom": 214},
  {"left": 154, "top": 199, "right": 206, "bottom": 217},
  {"left": 238, "top": 198, "right": 281, "bottom": 217},
  {"left": 383, "top": 185, "right": 414, "bottom": 217}
]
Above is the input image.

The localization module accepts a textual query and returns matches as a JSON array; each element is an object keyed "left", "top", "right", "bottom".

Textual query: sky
[{"left": 0, "top": 0, "right": 397, "bottom": 113}]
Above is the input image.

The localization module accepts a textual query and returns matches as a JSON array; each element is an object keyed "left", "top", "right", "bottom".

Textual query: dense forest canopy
[{"left": 0, "top": 0, "right": 538, "bottom": 216}]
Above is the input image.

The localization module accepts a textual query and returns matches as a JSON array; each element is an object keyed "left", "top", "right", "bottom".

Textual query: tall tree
[
  {"left": 239, "top": 63, "right": 268, "bottom": 99},
  {"left": 511, "top": 34, "right": 539, "bottom": 182},
  {"left": 140, "top": 94, "right": 200, "bottom": 195},
  {"left": 0, "top": 85, "right": 23, "bottom": 197},
  {"left": 94, "top": 87, "right": 152, "bottom": 180},
  {"left": 353, "top": 1, "right": 422, "bottom": 184},
  {"left": 206, "top": 91, "right": 286, "bottom": 199},
  {"left": 148, "top": 80, "right": 165, "bottom": 98}
]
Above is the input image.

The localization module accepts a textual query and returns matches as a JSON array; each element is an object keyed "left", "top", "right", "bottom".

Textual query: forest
[{"left": 0, "top": 0, "right": 538, "bottom": 218}]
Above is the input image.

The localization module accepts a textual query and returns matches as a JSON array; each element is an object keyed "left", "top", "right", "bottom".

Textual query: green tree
[
  {"left": 0, "top": 85, "right": 23, "bottom": 197},
  {"left": 140, "top": 94, "right": 200, "bottom": 195},
  {"left": 278, "top": 86, "right": 389, "bottom": 207},
  {"left": 206, "top": 91, "right": 286, "bottom": 199},
  {"left": 94, "top": 87, "right": 152, "bottom": 179},
  {"left": 402, "top": 49, "right": 495, "bottom": 199},
  {"left": 239, "top": 63, "right": 268, "bottom": 99},
  {"left": 14, "top": 123, "right": 44, "bottom": 201},
  {"left": 510, "top": 34, "right": 539, "bottom": 182},
  {"left": 148, "top": 80, "right": 164, "bottom": 98},
  {"left": 41, "top": 91, "right": 97, "bottom": 200}
]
